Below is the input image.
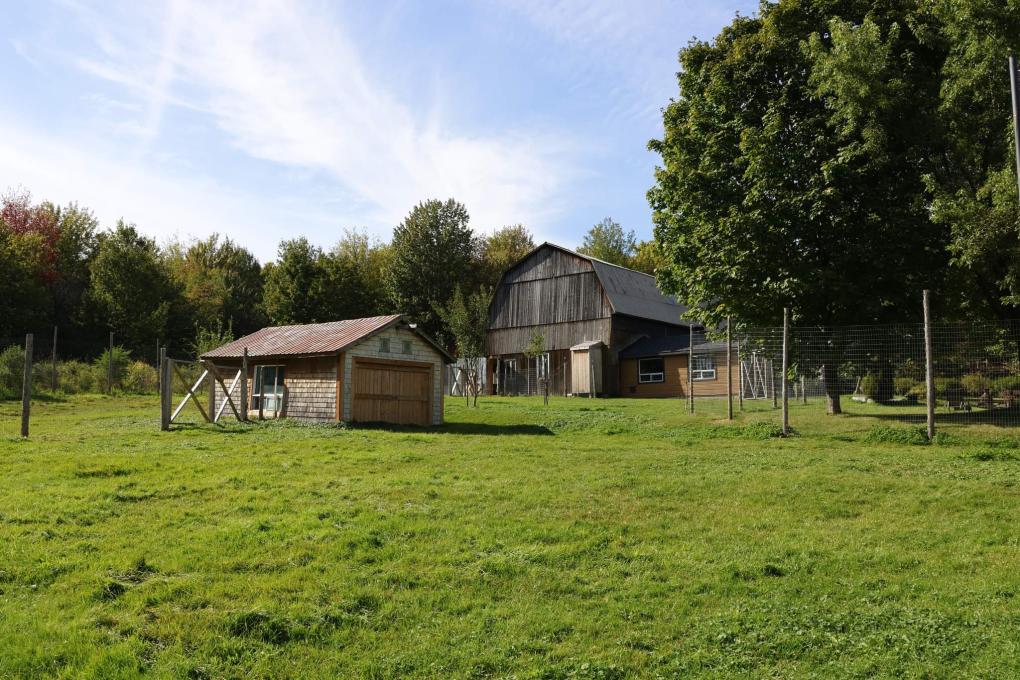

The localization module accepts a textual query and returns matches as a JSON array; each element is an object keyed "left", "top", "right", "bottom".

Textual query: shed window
[
  {"left": 402, "top": 339, "right": 412, "bottom": 354},
  {"left": 379, "top": 338, "right": 390, "bottom": 353},
  {"left": 638, "top": 358, "right": 665, "bottom": 384},
  {"left": 252, "top": 365, "right": 285, "bottom": 413},
  {"left": 692, "top": 355, "right": 716, "bottom": 380}
]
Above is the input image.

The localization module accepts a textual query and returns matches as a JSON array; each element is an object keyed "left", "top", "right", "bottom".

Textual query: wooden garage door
[{"left": 351, "top": 358, "right": 432, "bottom": 425}]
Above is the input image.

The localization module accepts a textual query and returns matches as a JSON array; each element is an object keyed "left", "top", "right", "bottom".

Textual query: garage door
[{"left": 351, "top": 358, "right": 432, "bottom": 425}]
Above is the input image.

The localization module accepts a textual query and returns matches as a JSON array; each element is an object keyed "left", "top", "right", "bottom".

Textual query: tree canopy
[{"left": 577, "top": 218, "right": 637, "bottom": 267}]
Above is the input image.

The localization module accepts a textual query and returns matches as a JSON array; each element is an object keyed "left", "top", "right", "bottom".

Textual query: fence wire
[{"left": 734, "top": 320, "right": 1020, "bottom": 432}]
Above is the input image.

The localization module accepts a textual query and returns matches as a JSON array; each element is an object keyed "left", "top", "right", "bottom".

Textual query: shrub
[
  {"left": 859, "top": 374, "right": 878, "bottom": 400},
  {"left": 59, "top": 360, "right": 99, "bottom": 394},
  {"left": 993, "top": 375, "right": 1020, "bottom": 394},
  {"left": 859, "top": 372, "right": 894, "bottom": 402},
  {"left": 0, "top": 344, "right": 25, "bottom": 398},
  {"left": 894, "top": 376, "right": 919, "bottom": 397},
  {"left": 961, "top": 373, "right": 990, "bottom": 397},
  {"left": 93, "top": 346, "right": 132, "bottom": 391},
  {"left": 934, "top": 377, "right": 962, "bottom": 400},
  {"left": 124, "top": 361, "right": 158, "bottom": 393}
]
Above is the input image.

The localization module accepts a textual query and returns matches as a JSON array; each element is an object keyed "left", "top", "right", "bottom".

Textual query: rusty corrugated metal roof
[{"left": 201, "top": 314, "right": 406, "bottom": 360}]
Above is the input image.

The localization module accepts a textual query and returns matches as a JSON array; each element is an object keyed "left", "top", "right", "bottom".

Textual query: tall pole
[
  {"left": 923, "top": 290, "right": 936, "bottom": 442},
  {"left": 51, "top": 325, "right": 58, "bottom": 392},
  {"left": 107, "top": 331, "right": 115, "bottom": 394},
  {"left": 21, "top": 333, "right": 33, "bottom": 438},
  {"left": 737, "top": 340, "right": 744, "bottom": 411},
  {"left": 1010, "top": 52, "right": 1020, "bottom": 205},
  {"left": 688, "top": 324, "right": 695, "bottom": 414},
  {"left": 240, "top": 348, "right": 249, "bottom": 423},
  {"left": 781, "top": 307, "right": 790, "bottom": 436},
  {"left": 159, "top": 347, "right": 168, "bottom": 431},
  {"left": 726, "top": 316, "right": 733, "bottom": 420}
]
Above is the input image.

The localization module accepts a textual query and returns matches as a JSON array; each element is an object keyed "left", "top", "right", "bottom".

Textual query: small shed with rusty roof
[{"left": 201, "top": 314, "right": 454, "bottom": 426}]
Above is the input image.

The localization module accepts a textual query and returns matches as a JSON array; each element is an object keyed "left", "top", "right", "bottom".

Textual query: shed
[
  {"left": 618, "top": 335, "right": 731, "bottom": 399},
  {"left": 569, "top": 340, "right": 604, "bottom": 396},
  {"left": 201, "top": 315, "right": 454, "bottom": 426}
]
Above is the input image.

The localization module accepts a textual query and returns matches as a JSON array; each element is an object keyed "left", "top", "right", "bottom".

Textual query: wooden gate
[{"left": 351, "top": 358, "right": 432, "bottom": 425}]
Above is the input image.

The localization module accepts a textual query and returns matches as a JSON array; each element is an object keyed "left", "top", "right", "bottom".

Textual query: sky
[{"left": 0, "top": 0, "right": 758, "bottom": 262}]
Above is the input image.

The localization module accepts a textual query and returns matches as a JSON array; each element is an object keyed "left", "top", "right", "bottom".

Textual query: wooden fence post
[
  {"left": 207, "top": 362, "right": 216, "bottom": 421},
  {"left": 159, "top": 348, "right": 169, "bottom": 431},
  {"left": 107, "top": 331, "right": 115, "bottom": 394},
  {"left": 21, "top": 333, "right": 33, "bottom": 438},
  {"left": 51, "top": 326, "right": 58, "bottom": 391},
  {"left": 923, "top": 289, "right": 935, "bottom": 442},
  {"left": 726, "top": 316, "right": 733, "bottom": 421},
  {"left": 688, "top": 324, "right": 695, "bottom": 414},
  {"left": 781, "top": 307, "right": 790, "bottom": 436},
  {"left": 240, "top": 348, "right": 249, "bottom": 422},
  {"left": 770, "top": 359, "right": 778, "bottom": 409},
  {"left": 737, "top": 340, "right": 744, "bottom": 411}
]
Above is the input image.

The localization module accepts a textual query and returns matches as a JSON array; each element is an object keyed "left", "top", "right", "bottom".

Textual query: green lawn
[{"left": 1, "top": 394, "right": 1019, "bottom": 678}]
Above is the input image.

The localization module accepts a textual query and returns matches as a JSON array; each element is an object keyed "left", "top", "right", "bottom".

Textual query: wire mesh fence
[{"left": 732, "top": 318, "right": 1020, "bottom": 434}]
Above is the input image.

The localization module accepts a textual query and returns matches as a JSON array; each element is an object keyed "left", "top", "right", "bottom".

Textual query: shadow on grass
[
  {"left": 350, "top": 421, "right": 554, "bottom": 436},
  {"left": 847, "top": 406, "right": 1020, "bottom": 428}
]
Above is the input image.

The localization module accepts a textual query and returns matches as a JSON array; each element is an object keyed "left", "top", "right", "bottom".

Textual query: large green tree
[
  {"left": 389, "top": 199, "right": 477, "bottom": 342},
  {"left": 477, "top": 224, "right": 535, "bottom": 287},
  {"left": 90, "top": 222, "right": 188, "bottom": 357},
  {"left": 648, "top": 0, "right": 953, "bottom": 413},
  {"left": 577, "top": 217, "right": 636, "bottom": 267}
]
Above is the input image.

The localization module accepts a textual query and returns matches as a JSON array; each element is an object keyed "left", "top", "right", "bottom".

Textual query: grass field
[{"left": 1, "top": 394, "right": 1019, "bottom": 678}]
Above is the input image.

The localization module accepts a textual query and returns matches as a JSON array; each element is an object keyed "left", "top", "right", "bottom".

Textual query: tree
[
  {"left": 648, "top": 1, "right": 950, "bottom": 414},
  {"left": 166, "top": 235, "right": 265, "bottom": 336},
  {"left": 262, "top": 238, "right": 328, "bottom": 324},
  {"left": 477, "top": 224, "right": 535, "bottom": 287},
  {"left": 577, "top": 218, "right": 636, "bottom": 267},
  {"left": 328, "top": 229, "right": 393, "bottom": 317},
  {"left": 435, "top": 286, "right": 491, "bottom": 406},
  {"left": 389, "top": 199, "right": 477, "bottom": 342},
  {"left": 90, "top": 221, "right": 187, "bottom": 357},
  {"left": 631, "top": 240, "right": 667, "bottom": 275}
]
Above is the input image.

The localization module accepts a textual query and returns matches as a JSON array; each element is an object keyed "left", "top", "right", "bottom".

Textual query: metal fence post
[
  {"left": 923, "top": 290, "right": 936, "bottom": 441},
  {"left": 21, "top": 333, "right": 33, "bottom": 438},
  {"left": 781, "top": 307, "right": 790, "bottom": 436}
]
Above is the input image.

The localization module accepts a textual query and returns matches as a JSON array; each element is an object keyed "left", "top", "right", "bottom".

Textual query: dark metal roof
[
  {"left": 201, "top": 314, "right": 454, "bottom": 362},
  {"left": 619, "top": 335, "right": 728, "bottom": 359}
]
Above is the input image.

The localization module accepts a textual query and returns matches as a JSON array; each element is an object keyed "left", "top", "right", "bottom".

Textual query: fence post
[
  {"left": 727, "top": 316, "right": 733, "bottom": 420},
  {"left": 107, "top": 331, "right": 115, "bottom": 394},
  {"left": 688, "top": 324, "right": 695, "bottom": 414},
  {"left": 781, "top": 307, "right": 790, "bottom": 436},
  {"left": 770, "top": 359, "right": 778, "bottom": 409},
  {"left": 21, "top": 333, "right": 33, "bottom": 438},
  {"left": 240, "top": 348, "right": 249, "bottom": 423},
  {"left": 207, "top": 362, "right": 216, "bottom": 422},
  {"left": 923, "top": 289, "right": 936, "bottom": 442},
  {"left": 51, "top": 325, "right": 58, "bottom": 391},
  {"left": 155, "top": 338, "right": 161, "bottom": 393},
  {"left": 801, "top": 375, "right": 807, "bottom": 405},
  {"left": 737, "top": 340, "right": 744, "bottom": 411},
  {"left": 159, "top": 348, "right": 169, "bottom": 431}
]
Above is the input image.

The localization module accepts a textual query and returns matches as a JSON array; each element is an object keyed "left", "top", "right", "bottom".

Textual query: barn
[
  {"left": 485, "top": 242, "right": 698, "bottom": 396},
  {"left": 201, "top": 315, "right": 453, "bottom": 426}
]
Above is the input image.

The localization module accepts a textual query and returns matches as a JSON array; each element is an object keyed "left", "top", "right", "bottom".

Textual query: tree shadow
[{"left": 847, "top": 406, "right": 1020, "bottom": 428}]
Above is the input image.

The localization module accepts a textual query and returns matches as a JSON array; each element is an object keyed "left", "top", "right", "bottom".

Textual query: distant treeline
[{"left": 0, "top": 190, "right": 658, "bottom": 360}]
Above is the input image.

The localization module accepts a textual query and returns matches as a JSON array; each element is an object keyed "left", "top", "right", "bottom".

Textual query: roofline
[{"left": 200, "top": 314, "right": 455, "bottom": 363}]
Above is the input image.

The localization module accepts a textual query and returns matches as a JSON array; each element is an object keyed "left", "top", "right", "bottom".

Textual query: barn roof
[
  {"left": 501, "top": 243, "right": 693, "bottom": 327},
  {"left": 201, "top": 314, "right": 454, "bottom": 362},
  {"left": 618, "top": 335, "right": 728, "bottom": 359}
]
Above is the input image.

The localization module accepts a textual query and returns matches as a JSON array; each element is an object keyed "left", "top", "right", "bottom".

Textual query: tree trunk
[{"left": 821, "top": 363, "right": 841, "bottom": 414}]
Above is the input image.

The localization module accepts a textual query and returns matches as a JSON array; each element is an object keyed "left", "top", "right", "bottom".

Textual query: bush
[
  {"left": 93, "top": 346, "right": 132, "bottom": 391},
  {"left": 859, "top": 372, "right": 894, "bottom": 402},
  {"left": 0, "top": 344, "right": 25, "bottom": 399},
  {"left": 993, "top": 375, "right": 1020, "bottom": 394},
  {"left": 59, "top": 360, "right": 99, "bottom": 394},
  {"left": 934, "top": 377, "right": 962, "bottom": 400},
  {"left": 894, "top": 376, "right": 919, "bottom": 397},
  {"left": 124, "top": 361, "right": 157, "bottom": 393},
  {"left": 961, "top": 373, "right": 990, "bottom": 397}
]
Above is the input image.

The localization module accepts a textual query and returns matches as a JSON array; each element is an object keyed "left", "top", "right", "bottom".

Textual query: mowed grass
[{"left": 1, "top": 395, "right": 1019, "bottom": 679}]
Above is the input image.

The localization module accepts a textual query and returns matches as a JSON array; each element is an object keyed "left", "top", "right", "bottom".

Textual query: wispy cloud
[{"left": 63, "top": 0, "right": 581, "bottom": 236}]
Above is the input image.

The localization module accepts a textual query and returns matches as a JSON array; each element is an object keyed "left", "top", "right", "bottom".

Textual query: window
[
  {"left": 251, "top": 365, "right": 286, "bottom": 413},
  {"left": 692, "top": 355, "right": 716, "bottom": 380},
  {"left": 379, "top": 338, "right": 390, "bottom": 353},
  {"left": 402, "top": 340, "right": 412, "bottom": 354},
  {"left": 638, "top": 357, "right": 665, "bottom": 383}
]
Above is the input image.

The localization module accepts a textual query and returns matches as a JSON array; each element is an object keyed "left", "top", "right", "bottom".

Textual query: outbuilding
[
  {"left": 618, "top": 335, "right": 731, "bottom": 398},
  {"left": 201, "top": 315, "right": 453, "bottom": 426}
]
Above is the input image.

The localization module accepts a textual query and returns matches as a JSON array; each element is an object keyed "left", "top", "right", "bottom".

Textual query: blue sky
[{"left": 0, "top": 0, "right": 757, "bottom": 261}]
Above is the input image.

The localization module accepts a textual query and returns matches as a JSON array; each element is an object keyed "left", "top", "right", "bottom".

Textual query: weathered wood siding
[
  {"left": 487, "top": 247, "right": 612, "bottom": 354},
  {"left": 341, "top": 325, "right": 445, "bottom": 425},
  {"left": 283, "top": 356, "right": 337, "bottom": 421}
]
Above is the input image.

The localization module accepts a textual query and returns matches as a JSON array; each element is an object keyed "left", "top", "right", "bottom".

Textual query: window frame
[
  {"left": 691, "top": 354, "right": 716, "bottom": 381},
  {"left": 251, "top": 364, "right": 286, "bottom": 412},
  {"left": 638, "top": 357, "right": 665, "bottom": 384}
]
